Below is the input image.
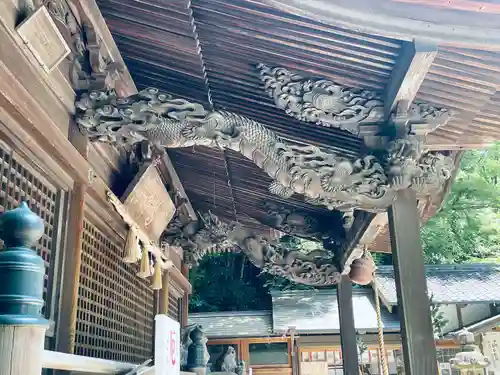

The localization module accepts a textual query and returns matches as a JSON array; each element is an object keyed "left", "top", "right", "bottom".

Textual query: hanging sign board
[
  {"left": 16, "top": 6, "right": 71, "bottom": 73},
  {"left": 300, "top": 361, "right": 328, "bottom": 375},
  {"left": 121, "top": 163, "right": 176, "bottom": 242},
  {"left": 155, "top": 314, "right": 180, "bottom": 375}
]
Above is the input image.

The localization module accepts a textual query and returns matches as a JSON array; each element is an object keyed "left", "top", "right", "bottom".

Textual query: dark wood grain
[
  {"left": 336, "top": 275, "right": 360, "bottom": 375},
  {"left": 56, "top": 182, "right": 86, "bottom": 355},
  {"left": 385, "top": 39, "right": 438, "bottom": 116},
  {"left": 388, "top": 189, "right": 438, "bottom": 375}
]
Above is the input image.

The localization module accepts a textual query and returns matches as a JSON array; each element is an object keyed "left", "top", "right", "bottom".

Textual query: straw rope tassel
[
  {"left": 137, "top": 242, "right": 152, "bottom": 278},
  {"left": 151, "top": 258, "right": 163, "bottom": 290},
  {"left": 123, "top": 226, "right": 140, "bottom": 263},
  {"left": 365, "top": 250, "right": 389, "bottom": 375}
]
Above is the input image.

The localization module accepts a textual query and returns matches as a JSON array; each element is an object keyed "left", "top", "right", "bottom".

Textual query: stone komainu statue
[{"left": 213, "top": 346, "right": 246, "bottom": 375}]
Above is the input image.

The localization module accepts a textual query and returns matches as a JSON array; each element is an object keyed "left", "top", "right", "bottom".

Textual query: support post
[
  {"left": 56, "top": 182, "right": 87, "bottom": 354},
  {"left": 182, "top": 263, "right": 189, "bottom": 325},
  {"left": 0, "top": 202, "right": 49, "bottom": 375},
  {"left": 337, "top": 274, "right": 359, "bottom": 375},
  {"left": 388, "top": 189, "right": 438, "bottom": 375}
]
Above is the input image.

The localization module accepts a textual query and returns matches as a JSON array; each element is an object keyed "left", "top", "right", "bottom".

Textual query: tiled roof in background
[
  {"left": 375, "top": 263, "right": 500, "bottom": 305},
  {"left": 271, "top": 289, "right": 399, "bottom": 334},
  {"left": 188, "top": 311, "right": 274, "bottom": 338}
]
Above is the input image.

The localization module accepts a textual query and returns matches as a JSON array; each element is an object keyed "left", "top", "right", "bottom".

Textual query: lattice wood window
[
  {"left": 75, "top": 219, "right": 155, "bottom": 363},
  {"left": 0, "top": 146, "right": 61, "bottom": 324},
  {"left": 168, "top": 293, "right": 180, "bottom": 322}
]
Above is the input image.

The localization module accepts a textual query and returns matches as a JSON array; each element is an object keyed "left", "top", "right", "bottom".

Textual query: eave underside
[{"left": 96, "top": 0, "right": 500, "bottom": 245}]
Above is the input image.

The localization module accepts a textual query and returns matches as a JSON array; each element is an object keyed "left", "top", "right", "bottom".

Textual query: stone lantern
[{"left": 449, "top": 330, "right": 490, "bottom": 373}]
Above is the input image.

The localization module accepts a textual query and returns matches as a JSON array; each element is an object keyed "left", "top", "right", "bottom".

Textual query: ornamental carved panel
[{"left": 121, "top": 163, "right": 176, "bottom": 242}]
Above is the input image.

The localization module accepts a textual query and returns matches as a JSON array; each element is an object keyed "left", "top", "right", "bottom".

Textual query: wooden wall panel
[
  {"left": 0, "top": 139, "right": 66, "bottom": 339},
  {"left": 167, "top": 293, "right": 180, "bottom": 322},
  {"left": 75, "top": 218, "right": 155, "bottom": 363}
]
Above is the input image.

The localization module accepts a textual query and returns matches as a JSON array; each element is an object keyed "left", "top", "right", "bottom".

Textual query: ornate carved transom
[
  {"left": 258, "top": 64, "right": 451, "bottom": 137},
  {"left": 162, "top": 211, "right": 342, "bottom": 287},
  {"left": 75, "top": 88, "right": 454, "bottom": 215}
]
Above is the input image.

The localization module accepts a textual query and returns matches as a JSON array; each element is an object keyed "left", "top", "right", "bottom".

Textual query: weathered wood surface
[
  {"left": 266, "top": 0, "right": 500, "bottom": 48},
  {"left": 121, "top": 163, "right": 176, "bottom": 242},
  {"left": 56, "top": 182, "right": 86, "bottom": 355},
  {"left": 43, "top": 349, "right": 138, "bottom": 373},
  {"left": 385, "top": 39, "right": 437, "bottom": 117},
  {"left": 16, "top": 6, "right": 71, "bottom": 73},
  {"left": 336, "top": 275, "right": 360, "bottom": 375},
  {"left": 388, "top": 189, "right": 438, "bottom": 375},
  {"left": 0, "top": 0, "right": 139, "bottom": 195},
  {"left": 0, "top": 325, "right": 46, "bottom": 375},
  {"left": 159, "top": 152, "right": 197, "bottom": 222}
]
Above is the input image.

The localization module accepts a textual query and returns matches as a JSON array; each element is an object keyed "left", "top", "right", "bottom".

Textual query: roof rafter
[{"left": 384, "top": 39, "right": 438, "bottom": 117}]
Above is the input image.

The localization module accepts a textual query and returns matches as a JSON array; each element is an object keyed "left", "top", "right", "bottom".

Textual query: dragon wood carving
[
  {"left": 162, "top": 212, "right": 341, "bottom": 286},
  {"left": 258, "top": 64, "right": 451, "bottom": 136},
  {"left": 75, "top": 88, "right": 454, "bottom": 215}
]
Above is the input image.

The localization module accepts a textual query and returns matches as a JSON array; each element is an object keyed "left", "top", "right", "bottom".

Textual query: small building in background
[{"left": 190, "top": 263, "right": 500, "bottom": 375}]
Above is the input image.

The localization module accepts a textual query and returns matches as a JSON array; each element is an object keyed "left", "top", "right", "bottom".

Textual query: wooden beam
[
  {"left": 336, "top": 275, "right": 360, "bottom": 375},
  {"left": 160, "top": 153, "right": 197, "bottom": 222},
  {"left": 388, "top": 189, "right": 438, "bottom": 375},
  {"left": 385, "top": 39, "right": 437, "bottom": 118},
  {"left": 42, "top": 350, "right": 139, "bottom": 374}
]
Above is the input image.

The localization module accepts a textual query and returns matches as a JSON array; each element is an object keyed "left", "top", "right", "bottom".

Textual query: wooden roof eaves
[
  {"left": 188, "top": 1, "right": 241, "bottom": 223},
  {"left": 263, "top": 0, "right": 500, "bottom": 50}
]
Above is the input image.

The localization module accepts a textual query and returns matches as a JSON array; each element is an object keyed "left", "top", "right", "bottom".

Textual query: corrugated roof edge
[
  {"left": 270, "top": 288, "right": 372, "bottom": 298},
  {"left": 188, "top": 310, "right": 272, "bottom": 318},
  {"left": 376, "top": 263, "right": 500, "bottom": 275}
]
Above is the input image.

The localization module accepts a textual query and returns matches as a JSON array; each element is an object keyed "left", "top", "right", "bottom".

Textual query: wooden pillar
[
  {"left": 337, "top": 274, "right": 359, "bottom": 375},
  {"left": 0, "top": 202, "right": 49, "bottom": 375},
  {"left": 56, "top": 182, "right": 87, "bottom": 354},
  {"left": 388, "top": 189, "right": 438, "bottom": 375},
  {"left": 182, "top": 263, "right": 189, "bottom": 326}
]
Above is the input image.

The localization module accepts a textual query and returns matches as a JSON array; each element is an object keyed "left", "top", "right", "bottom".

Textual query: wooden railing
[{"left": 42, "top": 350, "right": 154, "bottom": 374}]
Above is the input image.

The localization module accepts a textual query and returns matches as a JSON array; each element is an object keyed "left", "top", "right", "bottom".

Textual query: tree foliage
[
  {"left": 188, "top": 252, "right": 271, "bottom": 312},
  {"left": 421, "top": 144, "right": 500, "bottom": 264},
  {"left": 189, "top": 145, "right": 500, "bottom": 312},
  {"left": 188, "top": 236, "right": 323, "bottom": 312}
]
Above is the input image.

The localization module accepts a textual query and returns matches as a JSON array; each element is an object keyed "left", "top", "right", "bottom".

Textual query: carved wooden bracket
[
  {"left": 162, "top": 210, "right": 376, "bottom": 287},
  {"left": 75, "top": 88, "right": 455, "bottom": 215},
  {"left": 42, "top": 0, "right": 124, "bottom": 91},
  {"left": 257, "top": 64, "right": 450, "bottom": 138},
  {"left": 163, "top": 211, "right": 342, "bottom": 286}
]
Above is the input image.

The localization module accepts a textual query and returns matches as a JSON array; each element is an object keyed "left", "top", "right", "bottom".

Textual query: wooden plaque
[
  {"left": 121, "top": 163, "right": 176, "bottom": 242},
  {"left": 299, "top": 361, "right": 328, "bottom": 375},
  {"left": 16, "top": 6, "right": 71, "bottom": 73}
]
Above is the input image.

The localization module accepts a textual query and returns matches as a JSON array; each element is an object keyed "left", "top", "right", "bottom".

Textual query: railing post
[{"left": 0, "top": 202, "right": 49, "bottom": 374}]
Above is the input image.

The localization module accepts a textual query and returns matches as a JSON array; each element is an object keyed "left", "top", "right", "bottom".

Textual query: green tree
[
  {"left": 188, "top": 236, "right": 326, "bottom": 312},
  {"left": 188, "top": 252, "right": 271, "bottom": 312},
  {"left": 421, "top": 144, "right": 500, "bottom": 264}
]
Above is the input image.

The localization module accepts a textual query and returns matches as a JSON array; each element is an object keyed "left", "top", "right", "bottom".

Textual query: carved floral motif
[
  {"left": 258, "top": 64, "right": 451, "bottom": 136},
  {"left": 258, "top": 64, "right": 384, "bottom": 134},
  {"left": 75, "top": 87, "right": 454, "bottom": 214}
]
